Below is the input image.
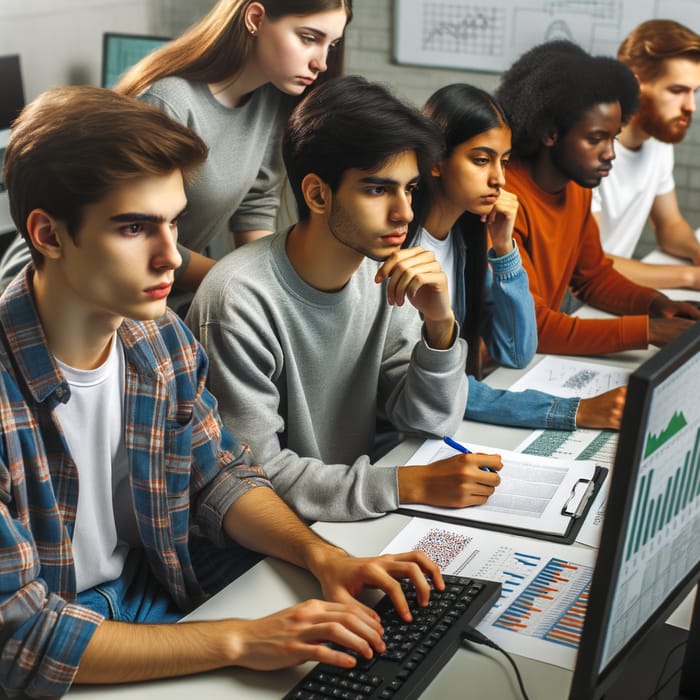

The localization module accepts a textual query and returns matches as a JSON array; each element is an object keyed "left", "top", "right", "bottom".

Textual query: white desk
[{"left": 67, "top": 287, "right": 698, "bottom": 699}]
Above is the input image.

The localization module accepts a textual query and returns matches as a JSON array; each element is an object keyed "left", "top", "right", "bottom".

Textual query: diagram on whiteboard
[{"left": 395, "top": 0, "right": 699, "bottom": 72}]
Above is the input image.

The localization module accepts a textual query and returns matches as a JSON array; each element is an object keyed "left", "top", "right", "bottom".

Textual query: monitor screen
[
  {"left": 0, "top": 54, "right": 25, "bottom": 131},
  {"left": 101, "top": 32, "right": 169, "bottom": 89},
  {"left": 570, "top": 322, "right": 700, "bottom": 699}
]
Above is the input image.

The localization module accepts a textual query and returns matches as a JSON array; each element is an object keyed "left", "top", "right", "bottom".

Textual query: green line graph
[{"left": 644, "top": 411, "right": 688, "bottom": 459}]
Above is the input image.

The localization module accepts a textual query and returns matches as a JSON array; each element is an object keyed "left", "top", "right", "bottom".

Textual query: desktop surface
[{"left": 65, "top": 320, "right": 696, "bottom": 699}]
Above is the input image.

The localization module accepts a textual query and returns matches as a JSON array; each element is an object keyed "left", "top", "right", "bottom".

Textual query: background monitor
[
  {"left": 0, "top": 54, "right": 25, "bottom": 131},
  {"left": 101, "top": 32, "right": 170, "bottom": 89},
  {"left": 570, "top": 321, "right": 700, "bottom": 699}
]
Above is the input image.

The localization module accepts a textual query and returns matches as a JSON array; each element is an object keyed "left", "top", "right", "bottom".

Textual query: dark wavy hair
[
  {"left": 283, "top": 75, "right": 442, "bottom": 221},
  {"left": 408, "top": 83, "right": 510, "bottom": 377},
  {"left": 496, "top": 40, "right": 639, "bottom": 161}
]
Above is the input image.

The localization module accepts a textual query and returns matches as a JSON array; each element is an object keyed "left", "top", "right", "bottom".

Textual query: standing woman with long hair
[
  {"left": 117, "top": 0, "right": 352, "bottom": 293},
  {"left": 409, "top": 83, "right": 626, "bottom": 430}
]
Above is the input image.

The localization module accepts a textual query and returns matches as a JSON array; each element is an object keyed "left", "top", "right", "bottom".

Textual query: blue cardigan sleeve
[
  {"left": 464, "top": 375, "right": 580, "bottom": 430},
  {"left": 481, "top": 243, "right": 537, "bottom": 369}
]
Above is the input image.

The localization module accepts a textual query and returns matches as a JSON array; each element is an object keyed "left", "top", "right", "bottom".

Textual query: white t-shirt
[
  {"left": 414, "top": 227, "right": 457, "bottom": 305},
  {"left": 591, "top": 138, "right": 675, "bottom": 259},
  {"left": 54, "top": 335, "right": 137, "bottom": 592}
]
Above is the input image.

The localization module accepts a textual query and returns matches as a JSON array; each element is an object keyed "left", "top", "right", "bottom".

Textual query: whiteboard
[{"left": 393, "top": 0, "right": 700, "bottom": 73}]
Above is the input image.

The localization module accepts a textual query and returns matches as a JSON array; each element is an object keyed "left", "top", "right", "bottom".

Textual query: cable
[
  {"left": 647, "top": 639, "right": 687, "bottom": 700},
  {"left": 462, "top": 626, "right": 531, "bottom": 700}
]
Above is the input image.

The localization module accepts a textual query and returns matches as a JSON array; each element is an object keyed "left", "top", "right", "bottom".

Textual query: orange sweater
[{"left": 506, "top": 162, "right": 658, "bottom": 355}]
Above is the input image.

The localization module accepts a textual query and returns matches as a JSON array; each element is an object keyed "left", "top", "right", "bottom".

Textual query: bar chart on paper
[{"left": 492, "top": 557, "right": 592, "bottom": 650}]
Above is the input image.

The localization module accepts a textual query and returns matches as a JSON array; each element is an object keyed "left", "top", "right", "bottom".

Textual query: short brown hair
[
  {"left": 618, "top": 20, "right": 700, "bottom": 83},
  {"left": 4, "top": 85, "right": 208, "bottom": 265}
]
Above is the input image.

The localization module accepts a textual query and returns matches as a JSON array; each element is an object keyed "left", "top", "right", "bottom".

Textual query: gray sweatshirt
[{"left": 186, "top": 231, "right": 468, "bottom": 521}]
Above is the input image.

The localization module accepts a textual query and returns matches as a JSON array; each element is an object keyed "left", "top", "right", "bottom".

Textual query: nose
[
  {"left": 390, "top": 190, "right": 414, "bottom": 224},
  {"left": 601, "top": 138, "right": 616, "bottom": 164},
  {"left": 152, "top": 223, "right": 182, "bottom": 271},
  {"left": 683, "top": 91, "right": 696, "bottom": 113},
  {"left": 310, "top": 47, "right": 328, "bottom": 75},
  {"left": 489, "top": 162, "right": 506, "bottom": 188}
]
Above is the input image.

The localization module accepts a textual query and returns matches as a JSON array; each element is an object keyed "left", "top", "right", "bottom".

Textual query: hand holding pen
[
  {"left": 443, "top": 436, "right": 498, "bottom": 473},
  {"left": 396, "top": 438, "right": 502, "bottom": 509}
]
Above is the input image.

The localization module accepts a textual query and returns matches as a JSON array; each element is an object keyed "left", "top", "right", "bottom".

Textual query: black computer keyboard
[{"left": 283, "top": 574, "right": 502, "bottom": 700}]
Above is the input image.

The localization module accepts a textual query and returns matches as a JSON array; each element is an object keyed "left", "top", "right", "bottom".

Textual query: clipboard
[{"left": 398, "top": 465, "right": 608, "bottom": 545}]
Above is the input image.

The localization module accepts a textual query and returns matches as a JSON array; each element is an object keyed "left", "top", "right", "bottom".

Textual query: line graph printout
[
  {"left": 508, "top": 356, "right": 630, "bottom": 399},
  {"left": 601, "top": 350, "right": 700, "bottom": 668},
  {"left": 382, "top": 517, "right": 596, "bottom": 668},
  {"left": 394, "top": 0, "right": 696, "bottom": 73}
]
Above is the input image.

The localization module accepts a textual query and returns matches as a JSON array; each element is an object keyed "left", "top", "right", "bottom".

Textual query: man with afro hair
[{"left": 495, "top": 40, "right": 699, "bottom": 357}]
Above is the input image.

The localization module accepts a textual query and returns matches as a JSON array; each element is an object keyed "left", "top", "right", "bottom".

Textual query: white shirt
[
  {"left": 591, "top": 138, "right": 675, "bottom": 258},
  {"left": 54, "top": 335, "right": 136, "bottom": 592},
  {"left": 414, "top": 227, "right": 457, "bottom": 306}
]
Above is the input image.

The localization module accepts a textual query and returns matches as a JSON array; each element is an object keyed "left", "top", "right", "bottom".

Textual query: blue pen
[{"left": 442, "top": 435, "right": 496, "bottom": 473}]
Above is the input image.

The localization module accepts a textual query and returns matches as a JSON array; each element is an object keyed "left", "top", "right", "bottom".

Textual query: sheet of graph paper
[
  {"left": 382, "top": 517, "right": 596, "bottom": 669},
  {"left": 404, "top": 440, "right": 597, "bottom": 536},
  {"left": 507, "top": 356, "right": 630, "bottom": 548}
]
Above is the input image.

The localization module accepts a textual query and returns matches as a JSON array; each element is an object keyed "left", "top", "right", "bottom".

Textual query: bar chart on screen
[{"left": 603, "top": 350, "right": 700, "bottom": 663}]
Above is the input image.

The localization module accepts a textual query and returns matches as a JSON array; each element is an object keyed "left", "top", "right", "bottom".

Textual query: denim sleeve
[
  {"left": 464, "top": 375, "right": 580, "bottom": 430},
  {"left": 481, "top": 243, "right": 538, "bottom": 369}
]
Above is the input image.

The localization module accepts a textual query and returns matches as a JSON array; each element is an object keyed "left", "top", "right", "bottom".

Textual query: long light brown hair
[{"left": 116, "top": 0, "right": 352, "bottom": 97}]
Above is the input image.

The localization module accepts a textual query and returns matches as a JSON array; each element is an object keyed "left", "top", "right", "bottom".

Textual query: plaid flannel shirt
[{"left": 0, "top": 267, "right": 272, "bottom": 698}]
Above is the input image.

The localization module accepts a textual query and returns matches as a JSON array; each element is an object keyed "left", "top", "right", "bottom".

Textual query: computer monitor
[
  {"left": 0, "top": 54, "right": 25, "bottom": 130},
  {"left": 570, "top": 321, "right": 700, "bottom": 699},
  {"left": 101, "top": 32, "right": 169, "bottom": 89}
]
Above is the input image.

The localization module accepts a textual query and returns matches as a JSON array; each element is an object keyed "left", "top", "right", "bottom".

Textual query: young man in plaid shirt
[{"left": 0, "top": 85, "right": 442, "bottom": 697}]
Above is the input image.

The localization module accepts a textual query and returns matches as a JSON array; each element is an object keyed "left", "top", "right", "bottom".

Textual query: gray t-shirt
[
  {"left": 140, "top": 77, "right": 294, "bottom": 267},
  {"left": 186, "top": 231, "right": 469, "bottom": 521}
]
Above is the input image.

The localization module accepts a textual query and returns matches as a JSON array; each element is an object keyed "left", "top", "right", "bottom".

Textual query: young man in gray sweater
[{"left": 186, "top": 76, "right": 502, "bottom": 522}]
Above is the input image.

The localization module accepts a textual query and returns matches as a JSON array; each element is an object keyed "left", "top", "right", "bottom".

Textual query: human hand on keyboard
[
  {"left": 228, "top": 598, "right": 387, "bottom": 671},
  {"left": 309, "top": 548, "right": 445, "bottom": 624}
]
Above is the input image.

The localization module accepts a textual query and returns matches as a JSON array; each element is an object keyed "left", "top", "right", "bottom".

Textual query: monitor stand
[{"left": 600, "top": 622, "right": 688, "bottom": 700}]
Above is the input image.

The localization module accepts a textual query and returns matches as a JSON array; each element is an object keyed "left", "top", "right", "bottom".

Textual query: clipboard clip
[{"left": 562, "top": 478, "right": 595, "bottom": 519}]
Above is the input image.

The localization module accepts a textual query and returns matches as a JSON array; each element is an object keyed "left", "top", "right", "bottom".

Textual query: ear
[
  {"left": 244, "top": 2, "right": 266, "bottom": 34},
  {"left": 26, "top": 209, "right": 65, "bottom": 261},
  {"left": 542, "top": 128, "right": 559, "bottom": 148},
  {"left": 301, "top": 173, "right": 331, "bottom": 215},
  {"left": 431, "top": 160, "right": 442, "bottom": 178}
]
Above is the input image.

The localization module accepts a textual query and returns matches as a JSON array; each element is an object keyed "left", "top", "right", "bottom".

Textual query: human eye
[
  {"left": 119, "top": 222, "right": 146, "bottom": 237},
  {"left": 501, "top": 158, "right": 510, "bottom": 169},
  {"left": 365, "top": 185, "right": 386, "bottom": 196},
  {"left": 299, "top": 32, "right": 318, "bottom": 45}
]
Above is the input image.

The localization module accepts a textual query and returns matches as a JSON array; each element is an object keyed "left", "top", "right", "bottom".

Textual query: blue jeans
[{"left": 76, "top": 549, "right": 182, "bottom": 623}]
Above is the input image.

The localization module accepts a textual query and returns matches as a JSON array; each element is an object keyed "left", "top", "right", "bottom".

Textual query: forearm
[
  {"left": 656, "top": 222, "right": 700, "bottom": 263},
  {"left": 608, "top": 254, "right": 700, "bottom": 290},
  {"left": 483, "top": 246, "right": 537, "bottom": 367},
  {"left": 423, "top": 313, "right": 457, "bottom": 350},
  {"left": 233, "top": 229, "right": 273, "bottom": 247},
  {"left": 75, "top": 618, "right": 239, "bottom": 685},
  {"left": 222, "top": 486, "right": 345, "bottom": 573}
]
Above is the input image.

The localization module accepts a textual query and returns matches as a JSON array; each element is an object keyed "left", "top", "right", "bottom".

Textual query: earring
[{"left": 249, "top": 26, "right": 257, "bottom": 36}]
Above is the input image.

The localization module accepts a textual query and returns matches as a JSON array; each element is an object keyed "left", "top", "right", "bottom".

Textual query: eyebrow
[
  {"left": 109, "top": 205, "right": 188, "bottom": 224},
  {"left": 358, "top": 175, "right": 421, "bottom": 187},
  {"left": 469, "top": 146, "right": 512, "bottom": 156}
]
